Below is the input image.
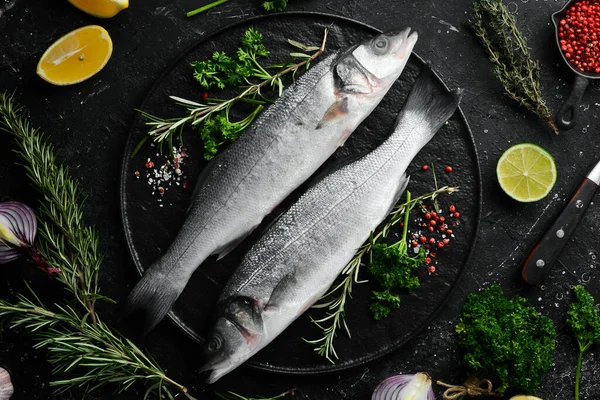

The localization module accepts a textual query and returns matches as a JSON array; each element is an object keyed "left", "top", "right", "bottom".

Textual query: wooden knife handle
[{"left": 522, "top": 177, "right": 598, "bottom": 285}]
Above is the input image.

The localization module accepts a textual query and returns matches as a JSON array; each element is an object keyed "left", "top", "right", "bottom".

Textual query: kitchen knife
[{"left": 522, "top": 160, "right": 600, "bottom": 285}]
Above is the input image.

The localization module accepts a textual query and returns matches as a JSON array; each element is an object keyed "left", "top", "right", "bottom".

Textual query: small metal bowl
[{"left": 552, "top": 0, "right": 600, "bottom": 130}]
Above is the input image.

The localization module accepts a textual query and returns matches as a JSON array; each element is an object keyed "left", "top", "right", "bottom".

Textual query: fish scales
[
  {"left": 202, "top": 67, "right": 463, "bottom": 382},
  {"left": 125, "top": 29, "right": 419, "bottom": 332}
]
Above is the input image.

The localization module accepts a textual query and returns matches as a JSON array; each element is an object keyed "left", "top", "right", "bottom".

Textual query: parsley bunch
[
  {"left": 456, "top": 285, "right": 556, "bottom": 394},
  {"left": 368, "top": 192, "right": 425, "bottom": 320},
  {"left": 566, "top": 285, "right": 600, "bottom": 400},
  {"left": 136, "top": 28, "right": 327, "bottom": 160},
  {"left": 192, "top": 28, "right": 270, "bottom": 90}
]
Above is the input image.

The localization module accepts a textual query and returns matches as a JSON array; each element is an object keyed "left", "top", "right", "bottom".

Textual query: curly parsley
[
  {"left": 191, "top": 28, "right": 270, "bottom": 90},
  {"left": 456, "top": 285, "right": 556, "bottom": 394},
  {"left": 368, "top": 191, "right": 426, "bottom": 320}
]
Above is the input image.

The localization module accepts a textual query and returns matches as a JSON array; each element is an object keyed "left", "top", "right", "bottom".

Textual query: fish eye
[
  {"left": 372, "top": 37, "right": 389, "bottom": 54},
  {"left": 207, "top": 336, "right": 223, "bottom": 352}
]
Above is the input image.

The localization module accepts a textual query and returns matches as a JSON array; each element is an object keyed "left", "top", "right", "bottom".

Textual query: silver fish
[
  {"left": 201, "top": 68, "right": 462, "bottom": 383},
  {"left": 125, "top": 29, "right": 419, "bottom": 331}
]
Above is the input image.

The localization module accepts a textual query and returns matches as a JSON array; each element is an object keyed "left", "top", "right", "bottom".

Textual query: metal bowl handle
[{"left": 556, "top": 74, "right": 590, "bottom": 130}]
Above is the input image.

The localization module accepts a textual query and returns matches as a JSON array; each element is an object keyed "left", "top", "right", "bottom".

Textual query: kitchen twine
[{"left": 436, "top": 377, "right": 503, "bottom": 399}]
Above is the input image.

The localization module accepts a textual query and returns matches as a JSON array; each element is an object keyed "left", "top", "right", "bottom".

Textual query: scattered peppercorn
[
  {"left": 445, "top": 166, "right": 453, "bottom": 173},
  {"left": 437, "top": 242, "right": 445, "bottom": 249},
  {"left": 449, "top": 205, "right": 456, "bottom": 213},
  {"left": 421, "top": 164, "right": 430, "bottom": 171},
  {"left": 145, "top": 160, "right": 155, "bottom": 169},
  {"left": 134, "top": 171, "right": 140, "bottom": 178},
  {"left": 429, "top": 238, "right": 436, "bottom": 244},
  {"left": 428, "top": 226, "right": 435, "bottom": 233},
  {"left": 203, "top": 92, "right": 209, "bottom": 100},
  {"left": 453, "top": 212, "right": 461, "bottom": 218},
  {"left": 425, "top": 213, "right": 431, "bottom": 220},
  {"left": 428, "top": 266, "right": 436, "bottom": 273},
  {"left": 419, "top": 235, "right": 427, "bottom": 243}
]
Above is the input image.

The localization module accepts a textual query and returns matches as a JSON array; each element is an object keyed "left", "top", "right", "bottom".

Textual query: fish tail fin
[
  {"left": 122, "top": 266, "right": 186, "bottom": 333},
  {"left": 399, "top": 65, "right": 463, "bottom": 137}
]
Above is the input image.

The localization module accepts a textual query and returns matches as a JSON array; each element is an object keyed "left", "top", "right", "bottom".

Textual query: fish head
[
  {"left": 334, "top": 28, "right": 418, "bottom": 95},
  {"left": 200, "top": 296, "right": 264, "bottom": 383}
]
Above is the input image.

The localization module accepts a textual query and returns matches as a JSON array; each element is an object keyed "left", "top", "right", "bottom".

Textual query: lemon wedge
[
  {"left": 68, "top": 0, "right": 128, "bottom": 18},
  {"left": 36, "top": 25, "right": 113, "bottom": 86}
]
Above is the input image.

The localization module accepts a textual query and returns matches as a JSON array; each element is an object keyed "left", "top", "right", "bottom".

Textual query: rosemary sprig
[
  {"left": 468, "top": 0, "right": 558, "bottom": 134},
  {"left": 216, "top": 388, "right": 296, "bottom": 400},
  {"left": 0, "top": 92, "right": 196, "bottom": 399},
  {"left": 0, "top": 95, "right": 104, "bottom": 323},
  {"left": 136, "top": 29, "right": 327, "bottom": 158},
  {"left": 305, "top": 185, "right": 459, "bottom": 362},
  {"left": 0, "top": 290, "right": 194, "bottom": 399}
]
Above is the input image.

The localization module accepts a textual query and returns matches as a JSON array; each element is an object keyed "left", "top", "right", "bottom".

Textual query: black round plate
[{"left": 120, "top": 12, "right": 481, "bottom": 375}]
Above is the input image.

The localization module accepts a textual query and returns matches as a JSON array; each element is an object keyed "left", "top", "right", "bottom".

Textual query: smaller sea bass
[
  {"left": 125, "top": 29, "right": 419, "bottom": 332},
  {"left": 200, "top": 68, "right": 462, "bottom": 383}
]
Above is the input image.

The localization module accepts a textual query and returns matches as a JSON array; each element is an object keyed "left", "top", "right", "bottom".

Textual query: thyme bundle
[{"left": 468, "top": 0, "right": 558, "bottom": 134}]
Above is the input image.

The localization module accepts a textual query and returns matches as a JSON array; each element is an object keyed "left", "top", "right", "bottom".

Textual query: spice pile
[
  {"left": 409, "top": 165, "right": 462, "bottom": 275},
  {"left": 559, "top": 0, "right": 600, "bottom": 73},
  {"left": 135, "top": 145, "right": 189, "bottom": 205}
]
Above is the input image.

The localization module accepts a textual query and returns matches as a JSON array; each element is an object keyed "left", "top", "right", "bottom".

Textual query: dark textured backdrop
[{"left": 1, "top": 0, "right": 599, "bottom": 399}]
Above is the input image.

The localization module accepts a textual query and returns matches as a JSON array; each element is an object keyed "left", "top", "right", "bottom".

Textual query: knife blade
[{"left": 522, "top": 160, "right": 600, "bottom": 285}]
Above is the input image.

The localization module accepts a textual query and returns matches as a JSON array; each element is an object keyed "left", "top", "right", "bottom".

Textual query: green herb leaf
[{"left": 262, "top": 0, "right": 288, "bottom": 12}]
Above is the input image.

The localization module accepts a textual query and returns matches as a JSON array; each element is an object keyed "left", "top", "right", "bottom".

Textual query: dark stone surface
[{"left": 0, "top": 0, "right": 599, "bottom": 399}]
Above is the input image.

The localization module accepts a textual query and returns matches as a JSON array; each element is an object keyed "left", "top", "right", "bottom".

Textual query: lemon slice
[
  {"left": 68, "top": 0, "right": 128, "bottom": 18},
  {"left": 510, "top": 396, "right": 543, "bottom": 400},
  {"left": 496, "top": 143, "right": 557, "bottom": 202},
  {"left": 36, "top": 25, "right": 113, "bottom": 86}
]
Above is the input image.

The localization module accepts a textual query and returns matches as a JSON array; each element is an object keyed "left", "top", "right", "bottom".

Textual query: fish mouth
[{"left": 388, "top": 27, "right": 419, "bottom": 60}]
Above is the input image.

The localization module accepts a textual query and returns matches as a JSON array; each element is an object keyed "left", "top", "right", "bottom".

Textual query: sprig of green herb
[
  {"left": 305, "top": 185, "right": 459, "bottom": 363},
  {"left": 191, "top": 28, "right": 270, "bottom": 90},
  {"left": 566, "top": 285, "right": 600, "bottom": 400},
  {"left": 0, "top": 92, "right": 196, "bottom": 399},
  {"left": 216, "top": 388, "right": 296, "bottom": 400},
  {"left": 368, "top": 191, "right": 426, "bottom": 321},
  {"left": 136, "top": 28, "right": 328, "bottom": 160},
  {"left": 186, "top": 0, "right": 290, "bottom": 17},
  {"left": 467, "top": 0, "right": 558, "bottom": 134}
]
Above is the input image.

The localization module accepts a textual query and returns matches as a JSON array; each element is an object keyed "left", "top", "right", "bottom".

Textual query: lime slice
[{"left": 496, "top": 143, "right": 557, "bottom": 202}]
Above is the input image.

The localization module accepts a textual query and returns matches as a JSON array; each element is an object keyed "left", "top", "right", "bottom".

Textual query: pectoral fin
[{"left": 316, "top": 97, "right": 349, "bottom": 129}]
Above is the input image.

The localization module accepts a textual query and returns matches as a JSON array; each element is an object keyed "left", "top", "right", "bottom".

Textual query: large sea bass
[
  {"left": 126, "top": 29, "right": 419, "bottom": 330},
  {"left": 201, "top": 68, "right": 462, "bottom": 383}
]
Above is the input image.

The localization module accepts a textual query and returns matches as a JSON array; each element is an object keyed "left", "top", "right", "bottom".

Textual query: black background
[{"left": 1, "top": 0, "right": 599, "bottom": 399}]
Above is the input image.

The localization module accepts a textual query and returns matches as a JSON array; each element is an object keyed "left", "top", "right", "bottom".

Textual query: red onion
[
  {"left": 372, "top": 372, "right": 434, "bottom": 400},
  {"left": 0, "top": 201, "right": 38, "bottom": 264}
]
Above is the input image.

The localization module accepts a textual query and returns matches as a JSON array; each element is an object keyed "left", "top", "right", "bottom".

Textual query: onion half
[
  {"left": 372, "top": 372, "right": 434, "bottom": 400},
  {"left": 0, "top": 201, "right": 38, "bottom": 264}
]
